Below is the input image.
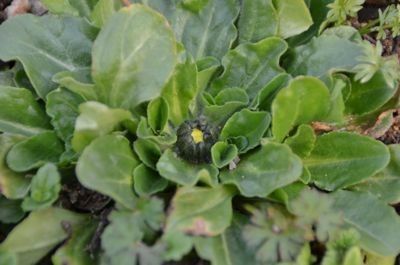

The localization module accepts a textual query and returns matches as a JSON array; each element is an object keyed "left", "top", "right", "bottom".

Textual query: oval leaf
[
  {"left": 272, "top": 76, "right": 330, "bottom": 142},
  {"left": 220, "top": 142, "right": 302, "bottom": 197},
  {"left": 166, "top": 185, "right": 235, "bottom": 236},
  {"left": 305, "top": 132, "right": 390, "bottom": 191},
  {"left": 92, "top": 5, "right": 177, "bottom": 111},
  {"left": 76, "top": 135, "right": 139, "bottom": 209},
  {"left": 6, "top": 132, "right": 64, "bottom": 172}
]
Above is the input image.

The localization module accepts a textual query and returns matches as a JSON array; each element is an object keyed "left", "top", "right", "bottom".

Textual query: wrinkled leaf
[
  {"left": 147, "top": 97, "right": 169, "bottom": 134},
  {"left": 210, "top": 37, "right": 287, "bottom": 100},
  {"left": 0, "top": 15, "right": 93, "bottom": 98},
  {"left": 133, "top": 138, "right": 162, "bottom": 170}
]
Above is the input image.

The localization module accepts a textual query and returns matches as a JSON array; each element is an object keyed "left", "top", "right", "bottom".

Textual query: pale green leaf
[
  {"left": 76, "top": 135, "right": 139, "bottom": 209},
  {"left": 92, "top": 5, "right": 177, "bottom": 112}
]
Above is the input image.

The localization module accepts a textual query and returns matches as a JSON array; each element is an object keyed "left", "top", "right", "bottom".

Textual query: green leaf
[
  {"left": 161, "top": 231, "right": 193, "bottom": 261},
  {"left": 157, "top": 149, "right": 219, "bottom": 187},
  {"left": 147, "top": 97, "right": 169, "bottom": 134},
  {"left": 0, "top": 15, "right": 94, "bottom": 98},
  {"left": 0, "top": 134, "right": 30, "bottom": 199},
  {"left": 305, "top": 132, "right": 390, "bottom": 191},
  {"left": 166, "top": 185, "right": 235, "bottom": 236},
  {"left": 197, "top": 57, "right": 220, "bottom": 91},
  {"left": 287, "top": 30, "right": 362, "bottom": 77},
  {"left": 72, "top": 102, "right": 132, "bottom": 152},
  {"left": 332, "top": 190, "right": 400, "bottom": 256},
  {"left": 194, "top": 213, "right": 257, "bottom": 265},
  {"left": 211, "top": 141, "right": 238, "bottom": 168},
  {"left": 220, "top": 109, "right": 271, "bottom": 152},
  {"left": 351, "top": 144, "right": 400, "bottom": 204},
  {"left": 0, "top": 250, "right": 16, "bottom": 265},
  {"left": 53, "top": 71, "right": 97, "bottom": 101},
  {"left": 291, "top": 189, "right": 342, "bottom": 242},
  {"left": 252, "top": 73, "right": 291, "bottom": 111},
  {"left": 91, "top": 0, "right": 122, "bottom": 28},
  {"left": 46, "top": 88, "right": 85, "bottom": 143},
  {"left": 6, "top": 132, "right": 64, "bottom": 172},
  {"left": 22, "top": 163, "right": 61, "bottom": 212},
  {"left": 0, "top": 86, "right": 51, "bottom": 136},
  {"left": 238, "top": 0, "right": 278, "bottom": 43},
  {"left": 52, "top": 220, "right": 98, "bottom": 265},
  {"left": 203, "top": 88, "right": 249, "bottom": 125},
  {"left": 92, "top": 5, "right": 177, "bottom": 112},
  {"left": 133, "top": 164, "right": 168, "bottom": 196},
  {"left": 272, "top": 77, "right": 330, "bottom": 142},
  {"left": 174, "top": 0, "right": 240, "bottom": 60},
  {"left": 243, "top": 204, "right": 305, "bottom": 264},
  {"left": 76, "top": 135, "right": 139, "bottom": 209},
  {"left": 346, "top": 72, "right": 396, "bottom": 115},
  {"left": 220, "top": 142, "right": 302, "bottom": 197},
  {"left": 0, "top": 197, "right": 24, "bottom": 224},
  {"left": 273, "top": 0, "right": 313, "bottom": 39},
  {"left": 0, "top": 208, "right": 88, "bottom": 265},
  {"left": 210, "top": 37, "right": 287, "bottom": 100},
  {"left": 101, "top": 199, "right": 165, "bottom": 265},
  {"left": 284, "top": 124, "right": 316, "bottom": 158},
  {"left": 42, "top": 0, "right": 98, "bottom": 18},
  {"left": 133, "top": 138, "right": 162, "bottom": 170},
  {"left": 238, "top": 0, "right": 312, "bottom": 42},
  {"left": 136, "top": 117, "right": 177, "bottom": 146},
  {"left": 161, "top": 57, "right": 198, "bottom": 126}
]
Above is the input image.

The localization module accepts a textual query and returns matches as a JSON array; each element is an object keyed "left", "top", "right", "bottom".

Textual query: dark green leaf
[
  {"left": 133, "top": 164, "right": 168, "bottom": 196},
  {"left": 0, "top": 134, "right": 30, "bottom": 199},
  {"left": 0, "top": 197, "right": 24, "bottom": 224},
  {"left": 133, "top": 138, "right": 162, "bottom": 170},
  {"left": 220, "top": 109, "right": 271, "bottom": 152},
  {"left": 210, "top": 37, "right": 287, "bottom": 100},
  {"left": 284, "top": 124, "right": 316, "bottom": 158},
  {"left": 6, "top": 132, "right": 64, "bottom": 172},
  {"left": 211, "top": 141, "right": 238, "bottom": 168},
  {"left": 305, "top": 132, "right": 390, "bottom": 191},
  {"left": 0, "top": 86, "right": 51, "bottom": 136},
  {"left": 220, "top": 141, "right": 302, "bottom": 197},
  {"left": 0, "top": 15, "right": 93, "bottom": 98},
  {"left": 157, "top": 149, "right": 219, "bottom": 187}
]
